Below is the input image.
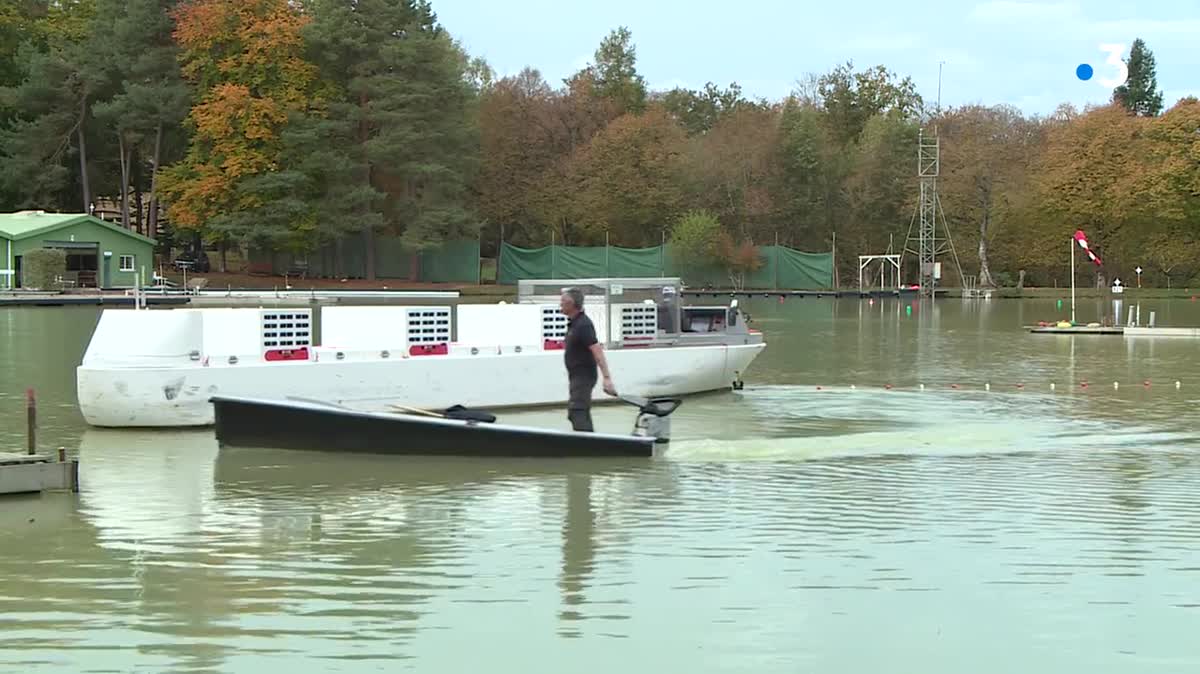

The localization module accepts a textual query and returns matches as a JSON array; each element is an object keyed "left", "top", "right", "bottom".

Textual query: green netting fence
[
  {"left": 497, "top": 242, "right": 833, "bottom": 289},
  {"left": 249, "top": 237, "right": 481, "bottom": 283}
]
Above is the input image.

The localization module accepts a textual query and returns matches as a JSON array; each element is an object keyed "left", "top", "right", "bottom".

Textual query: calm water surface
[{"left": 2, "top": 296, "right": 1200, "bottom": 672}]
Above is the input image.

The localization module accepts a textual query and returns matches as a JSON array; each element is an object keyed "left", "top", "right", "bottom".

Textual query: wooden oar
[{"left": 387, "top": 403, "right": 446, "bottom": 418}]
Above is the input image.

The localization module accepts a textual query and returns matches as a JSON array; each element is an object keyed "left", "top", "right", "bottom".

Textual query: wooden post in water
[{"left": 26, "top": 388, "right": 36, "bottom": 455}]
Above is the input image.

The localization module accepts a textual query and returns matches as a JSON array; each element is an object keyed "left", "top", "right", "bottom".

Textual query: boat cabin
[{"left": 515, "top": 277, "right": 750, "bottom": 347}]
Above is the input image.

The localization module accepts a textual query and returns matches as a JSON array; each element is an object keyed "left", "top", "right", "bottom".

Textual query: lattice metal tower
[{"left": 901, "top": 126, "right": 963, "bottom": 296}]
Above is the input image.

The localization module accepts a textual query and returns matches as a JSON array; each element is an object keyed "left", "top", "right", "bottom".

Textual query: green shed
[{"left": 0, "top": 211, "right": 157, "bottom": 290}]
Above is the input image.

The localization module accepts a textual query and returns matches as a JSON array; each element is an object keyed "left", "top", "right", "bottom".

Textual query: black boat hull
[{"left": 210, "top": 395, "right": 657, "bottom": 458}]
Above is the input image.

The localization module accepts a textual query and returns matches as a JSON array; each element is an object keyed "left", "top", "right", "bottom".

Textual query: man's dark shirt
[{"left": 564, "top": 311, "right": 598, "bottom": 379}]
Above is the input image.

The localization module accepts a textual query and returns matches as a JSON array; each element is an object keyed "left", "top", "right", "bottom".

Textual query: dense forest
[{"left": 1, "top": 0, "right": 1196, "bottom": 287}]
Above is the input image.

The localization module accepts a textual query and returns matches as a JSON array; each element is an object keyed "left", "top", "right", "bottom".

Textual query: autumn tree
[
  {"left": 937, "top": 104, "right": 1042, "bottom": 287},
  {"left": 680, "top": 105, "right": 779, "bottom": 240},
  {"left": 1034, "top": 104, "right": 1150, "bottom": 285},
  {"left": 157, "top": 0, "right": 318, "bottom": 244},
  {"left": 563, "top": 106, "right": 687, "bottom": 246}
]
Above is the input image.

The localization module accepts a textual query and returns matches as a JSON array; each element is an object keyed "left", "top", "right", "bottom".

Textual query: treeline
[{"left": 1, "top": 2, "right": 1196, "bottom": 286}]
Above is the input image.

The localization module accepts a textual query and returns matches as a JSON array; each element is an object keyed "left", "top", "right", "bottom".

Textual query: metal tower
[{"left": 901, "top": 126, "right": 963, "bottom": 296}]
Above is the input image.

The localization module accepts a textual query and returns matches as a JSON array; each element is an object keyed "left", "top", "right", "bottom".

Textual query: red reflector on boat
[
  {"left": 264, "top": 347, "right": 310, "bottom": 361},
  {"left": 409, "top": 343, "right": 448, "bottom": 356},
  {"left": 544, "top": 339, "right": 564, "bottom": 350}
]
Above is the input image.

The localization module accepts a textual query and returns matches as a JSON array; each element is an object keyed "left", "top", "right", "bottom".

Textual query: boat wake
[{"left": 658, "top": 384, "right": 1200, "bottom": 462}]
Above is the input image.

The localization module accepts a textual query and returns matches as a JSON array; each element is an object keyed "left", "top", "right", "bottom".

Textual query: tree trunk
[
  {"left": 77, "top": 96, "right": 91, "bottom": 212},
  {"left": 334, "top": 237, "right": 345, "bottom": 278},
  {"left": 219, "top": 239, "right": 227, "bottom": 273},
  {"left": 147, "top": 122, "right": 163, "bottom": 238},
  {"left": 977, "top": 210, "right": 995, "bottom": 287},
  {"left": 133, "top": 150, "right": 144, "bottom": 236},
  {"left": 359, "top": 93, "right": 376, "bottom": 281},
  {"left": 118, "top": 134, "right": 131, "bottom": 229}
]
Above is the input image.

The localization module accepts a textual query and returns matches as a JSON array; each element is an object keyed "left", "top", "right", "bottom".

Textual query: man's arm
[
  {"left": 587, "top": 325, "right": 616, "bottom": 395},
  {"left": 589, "top": 343, "right": 611, "bottom": 379}
]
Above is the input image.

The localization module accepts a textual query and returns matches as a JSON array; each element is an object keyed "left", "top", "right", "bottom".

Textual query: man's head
[{"left": 560, "top": 287, "right": 585, "bottom": 317}]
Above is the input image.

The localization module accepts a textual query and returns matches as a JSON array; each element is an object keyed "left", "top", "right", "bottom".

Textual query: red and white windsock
[{"left": 1073, "top": 229, "right": 1102, "bottom": 266}]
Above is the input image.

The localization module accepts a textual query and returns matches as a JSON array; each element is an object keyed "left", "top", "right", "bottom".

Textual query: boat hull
[
  {"left": 77, "top": 342, "right": 764, "bottom": 427},
  {"left": 212, "top": 395, "right": 657, "bottom": 458}
]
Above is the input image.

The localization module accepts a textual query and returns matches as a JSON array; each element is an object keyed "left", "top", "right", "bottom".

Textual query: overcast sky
[{"left": 433, "top": 0, "right": 1200, "bottom": 116}]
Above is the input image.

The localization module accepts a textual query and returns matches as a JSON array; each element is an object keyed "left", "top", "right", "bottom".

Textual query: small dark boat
[{"left": 210, "top": 394, "right": 682, "bottom": 458}]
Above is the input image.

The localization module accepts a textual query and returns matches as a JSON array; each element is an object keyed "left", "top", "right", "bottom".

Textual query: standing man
[{"left": 560, "top": 287, "right": 616, "bottom": 432}]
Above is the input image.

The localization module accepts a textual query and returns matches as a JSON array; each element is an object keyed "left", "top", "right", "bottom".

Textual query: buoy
[
  {"left": 985, "top": 382, "right": 991, "bottom": 391},
  {"left": 1050, "top": 383, "right": 1056, "bottom": 391},
  {"left": 1113, "top": 382, "right": 1119, "bottom": 390},
  {"left": 1081, "top": 381, "right": 1088, "bottom": 388},
  {"left": 885, "top": 383, "right": 893, "bottom": 389},
  {"left": 919, "top": 383, "right": 925, "bottom": 391},
  {"left": 1144, "top": 380, "right": 1151, "bottom": 387},
  {"left": 850, "top": 384, "right": 856, "bottom": 390},
  {"left": 1176, "top": 381, "right": 1182, "bottom": 389}
]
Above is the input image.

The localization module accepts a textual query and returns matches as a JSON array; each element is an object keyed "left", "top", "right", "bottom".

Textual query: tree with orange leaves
[{"left": 157, "top": 0, "right": 318, "bottom": 241}]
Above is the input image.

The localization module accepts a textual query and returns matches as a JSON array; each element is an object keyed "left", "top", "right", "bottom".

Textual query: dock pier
[{"left": 1, "top": 389, "right": 80, "bottom": 496}]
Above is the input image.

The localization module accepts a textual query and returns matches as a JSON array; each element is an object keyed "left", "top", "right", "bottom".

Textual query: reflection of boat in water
[{"left": 76, "top": 277, "right": 765, "bottom": 428}]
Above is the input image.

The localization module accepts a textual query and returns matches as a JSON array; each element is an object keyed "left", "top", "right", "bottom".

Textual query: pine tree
[
  {"left": 301, "top": 0, "right": 481, "bottom": 279},
  {"left": 1113, "top": 38, "right": 1164, "bottom": 117}
]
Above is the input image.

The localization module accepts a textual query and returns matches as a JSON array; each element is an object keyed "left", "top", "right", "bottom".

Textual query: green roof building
[{"left": 0, "top": 211, "right": 156, "bottom": 290}]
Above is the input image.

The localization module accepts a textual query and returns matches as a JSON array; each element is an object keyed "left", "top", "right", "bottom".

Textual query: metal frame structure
[
  {"left": 900, "top": 127, "right": 964, "bottom": 297},
  {"left": 858, "top": 254, "right": 901, "bottom": 292}
]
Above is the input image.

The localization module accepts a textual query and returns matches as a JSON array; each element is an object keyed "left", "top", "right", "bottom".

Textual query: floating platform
[
  {"left": 1124, "top": 327, "right": 1200, "bottom": 338},
  {"left": 0, "top": 294, "right": 190, "bottom": 307},
  {"left": 681, "top": 288, "right": 948, "bottom": 299},
  {"left": 1028, "top": 325, "right": 1124, "bottom": 334},
  {"left": 0, "top": 452, "right": 79, "bottom": 495}
]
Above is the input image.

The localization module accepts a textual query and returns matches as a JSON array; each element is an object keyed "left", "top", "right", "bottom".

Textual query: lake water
[{"left": 3, "top": 295, "right": 1200, "bottom": 672}]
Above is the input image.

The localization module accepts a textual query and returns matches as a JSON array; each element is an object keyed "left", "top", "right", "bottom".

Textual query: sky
[{"left": 431, "top": 0, "right": 1200, "bottom": 116}]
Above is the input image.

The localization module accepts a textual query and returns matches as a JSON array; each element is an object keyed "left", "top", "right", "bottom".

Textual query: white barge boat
[{"left": 76, "top": 278, "right": 766, "bottom": 427}]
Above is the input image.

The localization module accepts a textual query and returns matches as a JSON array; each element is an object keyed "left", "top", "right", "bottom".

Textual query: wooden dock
[{"left": 0, "top": 450, "right": 79, "bottom": 496}]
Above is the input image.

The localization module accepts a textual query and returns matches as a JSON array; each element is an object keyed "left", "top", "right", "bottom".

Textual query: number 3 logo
[{"left": 1097, "top": 43, "right": 1129, "bottom": 88}]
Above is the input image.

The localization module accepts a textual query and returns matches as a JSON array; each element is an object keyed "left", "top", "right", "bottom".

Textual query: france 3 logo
[{"left": 1075, "top": 44, "right": 1130, "bottom": 88}]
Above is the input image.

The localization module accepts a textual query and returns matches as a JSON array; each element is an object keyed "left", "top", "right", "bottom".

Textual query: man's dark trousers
[{"left": 568, "top": 372, "right": 596, "bottom": 432}]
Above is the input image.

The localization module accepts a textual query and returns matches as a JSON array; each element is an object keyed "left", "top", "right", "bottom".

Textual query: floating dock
[
  {"left": 681, "top": 288, "right": 947, "bottom": 299},
  {"left": 1124, "top": 327, "right": 1200, "bottom": 338},
  {"left": 1028, "top": 325, "right": 1124, "bottom": 335},
  {"left": 0, "top": 294, "right": 190, "bottom": 307},
  {"left": 0, "top": 451, "right": 79, "bottom": 496}
]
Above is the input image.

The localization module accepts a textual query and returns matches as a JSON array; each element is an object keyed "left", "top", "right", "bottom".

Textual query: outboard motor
[{"left": 621, "top": 395, "right": 682, "bottom": 444}]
